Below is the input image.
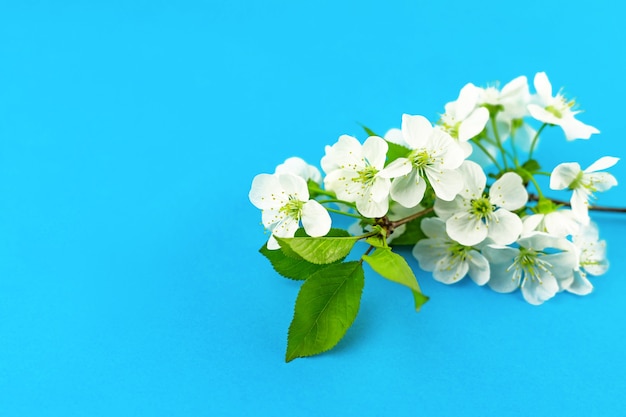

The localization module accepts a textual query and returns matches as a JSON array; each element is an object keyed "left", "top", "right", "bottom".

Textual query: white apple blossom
[
  {"left": 477, "top": 75, "right": 531, "bottom": 122},
  {"left": 275, "top": 157, "right": 322, "bottom": 183},
  {"left": 550, "top": 156, "right": 619, "bottom": 224},
  {"left": 438, "top": 83, "right": 490, "bottom": 156},
  {"left": 434, "top": 161, "right": 528, "bottom": 246},
  {"left": 249, "top": 173, "right": 331, "bottom": 250},
  {"left": 527, "top": 72, "right": 599, "bottom": 140},
  {"left": 522, "top": 208, "right": 580, "bottom": 238},
  {"left": 321, "top": 135, "right": 397, "bottom": 218},
  {"left": 563, "top": 222, "right": 609, "bottom": 295},
  {"left": 413, "top": 217, "right": 490, "bottom": 285},
  {"left": 380, "top": 114, "right": 465, "bottom": 208},
  {"left": 483, "top": 232, "right": 578, "bottom": 305}
]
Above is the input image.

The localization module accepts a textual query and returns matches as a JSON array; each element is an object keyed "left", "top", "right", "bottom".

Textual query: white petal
[
  {"left": 370, "top": 177, "right": 391, "bottom": 202},
  {"left": 301, "top": 200, "right": 331, "bottom": 237},
  {"left": 521, "top": 272, "right": 559, "bottom": 305},
  {"left": 378, "top": 158, "right": 413, "bottom": 179},
  {"left": 356, "top": 195, "right": 388, "bottom": 218},
  {"left": 570, "top": 189, "right": 590, "bottom": 224},
  {"left": 427, "top": 168, "right": 463, "bottom": 201},
  {"left": 587, "top": 172, "right": 618, "bottom": 192},
  {"left": 384, "top": 128, "right": 407, "bottom": 146},
  {"left": 363, "top": 136, "right": 388, "bottom": 169},
  {"left": 434, "top": 195, "right": 466, "bottom": 221},
  {"left": 458, "top": 107, "right": 489, "bottom": 141},
  {"left": 413, "top": 239, "right": 448, "bottom": 272},
  {"left": 490, "top": 172, "right": 528, "bottom": 210},
  {"left": 390, "top": 171, "right": 426, "bottom": 208},
  {"left": 566, "top": 270, "right": 593, "bottom": 295},
  {"left": 488, "top": 209, "right": 523, "bottom": 245},
  {"left": 522, "top": 213, "right": 544, "bottom": 235},
  {"left": 275, "top": 157, "right": 322, "bottom": 183},
  {"left": 560, "top": 117, "right": 600, "bottom": 141},
  {"left": 446, "top": 213, "right": 488, "bottom": 246},
  {"left": 278, "top": 174, "right": 309, "bottom": 200},
  {"left": 457, "top": 160, "right": 487, "bottom": 198},
  {"left": 482, "top": 245, "right": 520, "bottom": 293},
  {"left": 467, "top": 250, "right": 490, "bottom": 286},
  {"left": 267, "top": 235, "right": 280, "bottom": 250},
  {"left": 433, "top": 255, "right": 469, "bottom": 284},
  {"left": 550, "top": 162, "right": 582, "bottom": 190},
  {"left": 533, "top": 72, "right": 553, "bottom": 102},
  {"left": 272, "top": 215, "right": 300, "bottom": 239},
  {"left": 455, "top": 83, "right": 480, "bottom": 120},
  {"left": 544, "top": 210, "right": 580, "bottom": 237},
  {"left": 527, "top": 104, "right": 561, "bottom": 125},
  {"left": 401, "top": 114, "right": 432, "bottom": 149},
  {"left": 584, "top": 156, "right": 619, "bottom": 173},
  {"left": 420, "top": 217, "right": 448, "bottom": 239},
  {"left": 249, "top": 173, "right": 280, "bottom": 209}
]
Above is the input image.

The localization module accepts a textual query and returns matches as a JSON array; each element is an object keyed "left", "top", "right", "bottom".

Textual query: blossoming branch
[{"left": 249, "top": 72, "right": 621, "bottom": 362}]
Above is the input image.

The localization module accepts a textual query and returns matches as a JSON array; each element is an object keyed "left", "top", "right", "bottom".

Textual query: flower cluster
[{"left": 250, "top": 72, "right": 619, "bottom": 306}]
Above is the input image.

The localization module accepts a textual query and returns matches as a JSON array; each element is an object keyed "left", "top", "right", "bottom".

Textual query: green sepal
[
  {"left": 360, "top": 124, "right": 378, "bottom": 137},
  {"left": 362, "top": 248, "right": 429, "bottom": 311},
  {"left": 286, "top": 261, "right": 365, "bottom": 362}
]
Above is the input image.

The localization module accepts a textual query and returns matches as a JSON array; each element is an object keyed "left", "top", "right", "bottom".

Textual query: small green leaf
[
  {"left": 295, "top": 228, "right": 351, "bottom": 238},
  {"left": 275, "top": 235, "right": 358, "bottom": 265},
  {"left": 362, "top": 248, "right": 429, "bottom": 311},
  {"left": 286, "top": 261, "right": 365, "bottom": 362},
  {"left": 385, "top": 141, "right": 411, "bottom": 166},
  {"left": 360, "top": 124, "right": 378, "bottom": 137},
  {"left": 522, "top": 159, "right": 541, "bottom": 173},
  {"left": 259, "top": 244, "right": 331, "bottom": 280}
]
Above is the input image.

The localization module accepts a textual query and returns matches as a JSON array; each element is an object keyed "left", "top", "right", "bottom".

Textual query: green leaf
[
  {"left": 275, "top": 234, "right": 358, "bottom": 265},
  {"left": 362, "top": 248, "right": 429, "bottom": 311},
  {"left": 259, "top": 244, "right": 331, "bottom": 280},
  {"left": 385, "top": 141, "right": 411, "bottom": 166},
  {"left": 286, "top": 261, "right": 365, "bottom": 362},
  {"left": 295, "top": 228, "right": 351, "bottom": 238}
]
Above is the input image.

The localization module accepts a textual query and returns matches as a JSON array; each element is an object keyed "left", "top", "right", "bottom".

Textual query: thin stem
[
  {"left": 359, "top": 245, "right": 376, "bottom": 264},
  {"left": 471, "top": 138, "right": 503, "bottom": 172},
  {"left": 390, "top": 207, "right": 434, "bottom": 228},
  {"left": 319, "top": 198, "right": 357, "bottom": 208},
  {"left": 325, "top": 207, "right": 366, "bottom": 219},
  {"left": 528, "top": 123, "right": 548, "bottom": 160},
  {"left": 528, "top": 193, "right": 626, "bottom": 213},
  {"left": 509, "top": 129, "right": 520, "bottom": 167},
  {"left": 491, "top": 117, "right": 509, "bottom": 170}
]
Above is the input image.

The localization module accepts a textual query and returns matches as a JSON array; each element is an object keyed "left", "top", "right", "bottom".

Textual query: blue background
[{"left": 1, "top": 1, "right": 625, "bottom": 416}]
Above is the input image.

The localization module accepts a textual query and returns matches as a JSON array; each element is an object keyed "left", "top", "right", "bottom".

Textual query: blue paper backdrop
[{"left": 1, "top": 1, "right": 625, "bottom": 416}]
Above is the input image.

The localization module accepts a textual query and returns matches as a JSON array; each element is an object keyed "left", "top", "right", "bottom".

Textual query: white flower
[
  {"left": 483, "top": 232, "right": 578, "bottom": 305},
  {"left": 383, "top": 127, "right": 408, "bottom": 147},
  {"left": 439, "top": 83, "right": 490, "bottom": 152},
  {"left": 413, "top": 217, "right": 490, "bottom": 285},
  {"left": 435, "top": 161, "right": 528, "bottom": 246},
  {"left": 381, "top": 114, "right": 465, "bottom": 208},
  {"left": 275, "top": 157, "right": 322, "bottom": 183},
  {"left": 249, "top": 173, "right": 331, "bottom": 249},
  {"left": 527, "top": 72, "right": 599, "bottom": 140},
  {"left": 550, "top": 156, "right": 619, "bottom": 224},
  {"left": 522, "top": 208, "right": 580, "bottom": 238},
  {"left": 477, "top": 75, "right": 531, "bottom": 122},
  {"left": 564, "top": 222, "right": 609, "bottom": 295},
  {"left": 321, "top": 135, "right": 395, "bottom": 218}
]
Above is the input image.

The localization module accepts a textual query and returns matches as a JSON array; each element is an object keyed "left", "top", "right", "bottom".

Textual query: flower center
[
  {"left": 470, "top": 196, "right": 494, "bottom": 220},
  {"left": 508, "top": 247, "right": 553, "bottom": 285},
  {"left": 408, "top": 149, "right": 433, "bottom": 170},
  {"left": 279, "top": 197, "right": 304, "bottom": 219},
  {"left": 355, "top": 165, "right": 379, "bottom": 186},
  {"left": 545, "top": 95, "right": 574, "bottom": 119}
]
